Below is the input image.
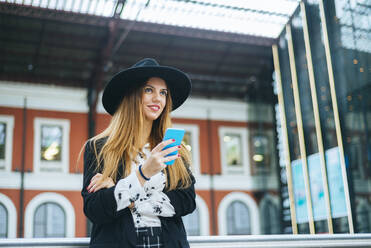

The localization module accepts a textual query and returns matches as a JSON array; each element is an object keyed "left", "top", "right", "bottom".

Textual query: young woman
[{"left": 81, "top": 58, "right": 196, "bottom": 248}]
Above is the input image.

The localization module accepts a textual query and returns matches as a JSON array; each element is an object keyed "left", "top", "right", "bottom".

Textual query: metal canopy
[{"left": 0, "top": 0, "right": 298, "bottom": 102}]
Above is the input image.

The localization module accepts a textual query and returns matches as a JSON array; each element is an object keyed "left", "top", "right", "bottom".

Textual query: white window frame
[
  {"left": 24, "top": 192, "right": 75, "bottom": 238},
  {"left": 0, "top": 193, "right": 17, "bottom": 238},
  {"left": 173, "top": 124, "right": 201, "bottom": 175},
  {"left": 218, "top": 192, "right": 260, "bottom": 235},
  {"left": 219, "top": 127, "right": 249, "bottom": 175},
  {"left": 196, "top": 195, "right": 210, "bottom": 235},
  {"left": 0, "top": 115, "right": 14, "bottom": 172},
  {"left": 33, "top": 118, "right": 70, "bottom": 173}
]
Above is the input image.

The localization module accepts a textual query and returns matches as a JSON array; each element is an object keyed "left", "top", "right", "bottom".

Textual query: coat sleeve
[
  {"left": 81, "top": 140, "right": 124, "bottom": 224},
  {"left": 163, "top": 172, "right": 196, "bottom": 218}
]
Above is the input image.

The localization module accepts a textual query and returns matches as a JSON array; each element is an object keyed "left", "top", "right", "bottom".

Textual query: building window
[
  {"left": 34, "top": 118, "right": 70, "bottom": 173},
  {"left": 227, "top": 201, "right": 251, "bottom": 235},
  {"left": 182, "top": 207, "right": 200, "bottom": 236},
  {"left": 40, "top": 125, "right": 63, "bottom": 162},
  {"left": 25, "top": 192, "right": 75, "bottom": 238},
  {"left": 0, "top": 123, "right": 5, "bottom": 160},
  {"left": 0, "top": 115, "right": 14, "bottom": 172},
  {"left": 219, "top": 127, "right": 249, "bottom": 174},
  {"left": 34, "top": 202, "right": 66, "bottom": 237},
  {"left": 218, "top": 192, "right": 260, "bottom": 235},
  {"left": 173, "top": 124, "right": 200, "bottom": 174},
  {"left": 0, "top": 203, "right": 7, "bottom": 238}
]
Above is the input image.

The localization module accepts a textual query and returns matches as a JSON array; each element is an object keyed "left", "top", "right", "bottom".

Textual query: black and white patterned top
[{"left": 113, "top": 144, "right": 175, "bottom": 228}]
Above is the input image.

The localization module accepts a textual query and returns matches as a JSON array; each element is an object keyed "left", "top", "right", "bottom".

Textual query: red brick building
[{"left": 0, "top": 81, "right": 280, "bottom": 237}]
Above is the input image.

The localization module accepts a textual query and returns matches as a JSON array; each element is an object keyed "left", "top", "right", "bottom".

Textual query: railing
[{"left": 1, "top": 234, "right": 371, "bottom": 247}]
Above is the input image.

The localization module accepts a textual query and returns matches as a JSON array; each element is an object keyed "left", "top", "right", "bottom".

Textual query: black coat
[{"left": 81, "top": 140, "right": 196, "bottom": 248}]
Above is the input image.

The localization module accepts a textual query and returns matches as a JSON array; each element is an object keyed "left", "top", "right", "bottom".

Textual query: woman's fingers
[
  {"left": 152, "top": 139, "right": 175, "bottom": 153},
  {"left": 160, "top": 144, "right": 180, "bottom": 157},
  {"left": 163, "top": 154, "right": 179, "bottom": 163},
  {"left": 93, "top": 182, "right": 105, "bottom": 193},
  {"left": 87, "top": 174, "right": 101, "bottom": 190}
]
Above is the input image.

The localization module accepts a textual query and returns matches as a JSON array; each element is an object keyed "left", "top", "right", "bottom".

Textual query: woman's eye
[
  {"left": 160, "top": 91, "right": 168, "bottom": 96},
  {"left": 144, "top": 87, "right": 152, "bottom": 93}
]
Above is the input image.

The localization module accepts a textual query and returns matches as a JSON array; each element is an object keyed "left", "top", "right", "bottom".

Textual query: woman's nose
[{"left": 152, "top": 91, "right": 161, "bottom": 102}]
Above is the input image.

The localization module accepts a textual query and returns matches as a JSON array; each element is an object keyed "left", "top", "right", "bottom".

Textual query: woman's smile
[{"left": 147, "top": 104, "right": 160, "bottom": 111}]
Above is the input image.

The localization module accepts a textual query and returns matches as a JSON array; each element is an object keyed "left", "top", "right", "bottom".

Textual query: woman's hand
[
  {"left": 87, "top": 173, "right": 115, "bottom": 193},
  {"left": 139, "top": 139, "right": 180, "bottom": 182}
]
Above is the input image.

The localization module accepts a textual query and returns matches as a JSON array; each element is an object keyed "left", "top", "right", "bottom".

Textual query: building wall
[{"left": 0, "top": 81, "right": 280, "bottom": 237}]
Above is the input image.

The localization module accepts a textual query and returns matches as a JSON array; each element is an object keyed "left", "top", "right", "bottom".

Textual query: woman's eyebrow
[{"left": 145, "top": 84, "right": 168, "bottom": 91}]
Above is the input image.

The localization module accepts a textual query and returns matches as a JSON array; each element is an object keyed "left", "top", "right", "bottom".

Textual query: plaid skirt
[{"left": 135, "top": 226, "right": 164, "bottom": 248}]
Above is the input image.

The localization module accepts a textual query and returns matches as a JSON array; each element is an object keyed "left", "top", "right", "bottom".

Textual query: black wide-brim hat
[{"left": 102, "top": 58, "right": 191, "bottom": 115}]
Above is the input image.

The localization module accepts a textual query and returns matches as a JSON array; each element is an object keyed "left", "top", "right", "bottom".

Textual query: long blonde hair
[{"left": 90, "top": 83, "right": 192, "bottom": 190}]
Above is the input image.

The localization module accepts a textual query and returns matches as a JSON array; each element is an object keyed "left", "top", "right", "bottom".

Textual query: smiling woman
[{"left": 81, "top": 58, "right": 195, "bottom": 248}]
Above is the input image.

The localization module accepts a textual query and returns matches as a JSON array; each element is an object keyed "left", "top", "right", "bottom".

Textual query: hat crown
[{"left": 131, "top": 58, "right": 159, "bottom": 68}]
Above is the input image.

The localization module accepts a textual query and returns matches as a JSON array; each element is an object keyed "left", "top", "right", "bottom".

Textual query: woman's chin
[{"left": 144, "top": 114, "right": 160, "bottom": 122}]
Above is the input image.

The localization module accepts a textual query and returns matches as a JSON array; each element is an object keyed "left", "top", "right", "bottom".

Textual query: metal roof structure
[{"left": 0, "top": 0, "right": 299, "bottom": 103}]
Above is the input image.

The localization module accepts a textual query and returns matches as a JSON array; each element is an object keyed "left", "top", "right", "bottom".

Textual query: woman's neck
[{"left": 142, "top": 119, "right": 153, "bottom": 146}]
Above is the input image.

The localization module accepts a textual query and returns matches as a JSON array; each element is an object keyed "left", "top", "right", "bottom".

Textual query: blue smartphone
[{"left": 162, "top": 128, "right": 185, "bottom": 165}]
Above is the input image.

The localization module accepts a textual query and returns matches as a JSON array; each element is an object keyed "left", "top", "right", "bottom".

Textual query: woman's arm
[{"left": 81, "top": 141, "right": 122, "bottom": 224}]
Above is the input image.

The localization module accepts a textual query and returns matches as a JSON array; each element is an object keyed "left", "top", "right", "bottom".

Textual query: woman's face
[{"left": 141, "top": 77, "right": 168, "bottom": 122}]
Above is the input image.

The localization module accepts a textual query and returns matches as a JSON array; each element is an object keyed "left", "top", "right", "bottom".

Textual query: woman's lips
[{"left": 148, "top": 105, "right": 160, "bottom": 111}]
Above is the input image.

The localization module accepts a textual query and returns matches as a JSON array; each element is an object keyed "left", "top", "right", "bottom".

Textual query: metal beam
[{"left": 0, "top": 2, "right": 275, "bottom": 46}]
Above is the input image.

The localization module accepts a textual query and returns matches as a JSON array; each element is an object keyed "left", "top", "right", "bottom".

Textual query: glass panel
[
  {"left": 251, "top": 134, "right": 271, "bottom": 174},
  {"left": 0, "top": 122, "right": 6, "bottom": 161},
  {"left": 34, "top": 203, "right": 66, "bottom": 237},
  {"left": 182, "top": 207, "right": 200, "bottom": 236},
  {"left": 224, "top": 134, "right": 242, "bottom": 167},
  {"left": 356, "top": 201, "right": 370, "bottom": 233},
  {"left": 227, "top": 201, "right": 250, "bottom": 235},
  {"left": 0, "top": 203, "right": 7, "bottom": 238},
  {"left": 40, "top": 125, "right": 62, "bottom": 161},
  {"left": 262, "top": 200, "right": 280, "bottom": 234}
]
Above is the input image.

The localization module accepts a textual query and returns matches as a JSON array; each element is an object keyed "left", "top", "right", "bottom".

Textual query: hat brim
[{"left": 102, "top": 66, "right": 191, "bottom": 115}]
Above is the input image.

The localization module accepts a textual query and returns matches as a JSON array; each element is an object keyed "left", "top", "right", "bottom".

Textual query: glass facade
[{"left": 274, "top": 0, "right": 371, "bottom": 234}]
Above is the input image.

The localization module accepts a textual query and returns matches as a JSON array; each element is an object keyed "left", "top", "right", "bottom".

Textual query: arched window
[
  {"left": 218, "top": 192, "right": 260, "bottom": 235},
  {"left": 0, "top": 193, "right": 17, "bottom": 238},
  {"left": 33, "top": 202, "right": 66, "bottom": 238},
  {"left": 182, "top": 207, "right": 200, "bottom": 236},
  {"left": 25, "top": 192, "right": 75, "bottom": 238},
  {"left": 226, "top": 201, "right": 250, "bottom": 235},
  {"left": 0, "top": 203, "right": 7, "bottom": 238},
  {"left": 261, "top": 199, "right": 280, "bottom": 234}
]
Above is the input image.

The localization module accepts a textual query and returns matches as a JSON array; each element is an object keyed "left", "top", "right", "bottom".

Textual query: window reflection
[
  {"left": 356, "top": 203, "right": 370, "bottom": 233},
  {"left": 261, "top": 200, "right": 280, "bottom": 234},
  {"left": 251, "top": 134, "right": 271, "bottom": 174},
  {"left": 34, "top": 203, "right": 66, "bottom": 237},
  {"left": 40, "top": 125, "right": 62, "bottom": 161}
]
